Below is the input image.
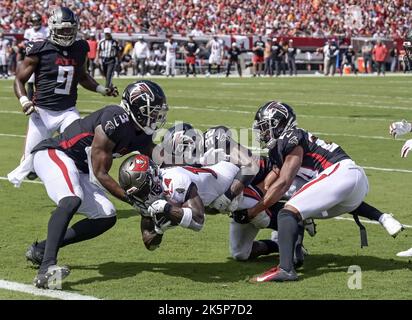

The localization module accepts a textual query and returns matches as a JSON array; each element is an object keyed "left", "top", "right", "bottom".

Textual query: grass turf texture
[{"left": 0, "top": 76, "right": 411, "bottom": 299}]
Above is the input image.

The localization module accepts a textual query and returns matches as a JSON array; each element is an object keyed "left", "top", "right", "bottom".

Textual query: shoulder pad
[{"left": 25, "top": 40, "right": 48, "bottom": 56}]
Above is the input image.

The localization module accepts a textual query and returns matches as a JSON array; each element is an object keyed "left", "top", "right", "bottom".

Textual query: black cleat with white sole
[{"left": 25, "top": 241, "right": 44, "bottom": 266}]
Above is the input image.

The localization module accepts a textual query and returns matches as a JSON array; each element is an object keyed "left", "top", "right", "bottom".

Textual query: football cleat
[
  {"left": 25, "top": 241, "right": 44, "bottom": 266},
  {"left": 294, "top": 244, "right": 308, "bottom": 269},
  {"left": 379, "top": 213, "right": 404, "bottom": 238},
  {"left": 34, "top": 265, "right": 70, "bottom": 289},
  {"left": 253, "top": 266, "right": 298, "bottom": 282},
  {"left": 303, "top": 218, "right": 317, "bottom": 237},
  {"left": 27, "top": 172, "right": 38, "bottom": 180},
  {"left": 396, "top": 248, "right": 412, "bottom": 257}
]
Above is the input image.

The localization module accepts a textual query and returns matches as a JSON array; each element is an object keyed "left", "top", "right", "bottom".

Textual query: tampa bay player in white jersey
[
  {"left": 206, "top": 35, "right": 223, "bottom": 76},
  {"left": 119, "top": 151, "right": 240, "bottom": 250},
  {"left": 388, "top": 30, "right": 412, "bottom": 257},
  {"left": 164, "top": 35, "right": 178, "bottom": 77},
  {"left": 23, "top": 12, "right": 49, "bottom": 99},
  {"left": 0, "top": 32, "right": 10, "bottom": 79}
]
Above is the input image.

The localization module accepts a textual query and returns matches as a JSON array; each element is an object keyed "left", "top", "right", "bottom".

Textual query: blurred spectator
[
  {"left": 184, "top": 35, "right": 199, "bottom": 77},
  {"left": 1, "top": 1, "right": 411, "bottom": 38},
  {"left": 362, "top": 41, "right": 373, "bottom": 74},
  {"left": 86, "top": 32, "right": 98, "bottom": 77},
  {"left": 271, "top": 37, "right": 282, "bottom": 77},
  {"left": 0, "top": 32, "right": 10, "bottom": 79},
  {"left": 286, "top": 39, "right": 297, "bottom": 76},
  {"left": 340, "top": 45, "right": 358, "bottom": 75},
  {"left": 164, "top": 35, "right": 177, "bottom": 77},
  {"left": 264, "top": 38, "right": 272, "bottom": 76},
  {"left": 373, "top": 39, "right": 388, "bottom": 76},
  {"left": 226, "top": 42, "right": 243, "bottom": 77},
  {"left": 279, "top": 40, "right": 287, "bottom": 75},
  {"left": 323, "top": 40, "right": 330, "bottom": 76},
  {"left": 206, "top": 35, "right": 223, "bottom": 76},
  {"left": 133, "top": 35, "right": 150, "bottom": 76},
  {"left": 325, "top": 39, "right": 339, "bottom": 76},
  {"left": 252, "top": 36, "right": 264, "bottom": 77},
  {"left": 389, "top": 42, "right": 399, "bottom": 72}
]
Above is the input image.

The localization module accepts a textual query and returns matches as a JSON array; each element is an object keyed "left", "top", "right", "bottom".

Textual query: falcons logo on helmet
[
  {"left": 129, "top": 83, "right": 155, "bottom": 104},
  {"left": 266, "top": 102, "right": 289, "bottom": 119}
]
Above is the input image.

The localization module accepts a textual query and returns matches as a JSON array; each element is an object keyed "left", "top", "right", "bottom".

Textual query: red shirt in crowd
[{"left": 373, "top": 44, "right": 388, "bottom": 62}]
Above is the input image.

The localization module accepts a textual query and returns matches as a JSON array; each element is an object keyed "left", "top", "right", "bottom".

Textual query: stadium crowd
[{"left": 1, "top": 0, "right": 412, "bottom": 38}]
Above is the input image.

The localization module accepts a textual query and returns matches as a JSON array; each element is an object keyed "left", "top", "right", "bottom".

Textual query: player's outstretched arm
[
  {"left": 91, "top": 125, "right": 132, "bottom": 202},
  {"left": 140, "top": 216, "right": 163, "bottom": 251},
  {"left": 149, "top": 184, "right": 205, "bottom": 232},
  {"left": 78, "top": 62, "right": 118, "bottom": 97},
  {"left": 248, "top": 146, "right": 303, "bottom": 218},
  {"left": 14, "top": 55, "right": 38, "bottom": 115}
]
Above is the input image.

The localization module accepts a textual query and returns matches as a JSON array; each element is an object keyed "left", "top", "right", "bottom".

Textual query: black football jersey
[
  {"left": 268, "top": 128, "right": 350, "bottom": 179},
  {"left": 26, "top": 39, "right": 89, "bottom": 111},
  {"left": 185, "top": 41, "right": 198, "bottom": 56},
  {"left": 32, "top": 105, "right": 153, "bottom": 173},
  {"left": 253, "top": 41, "right": 265, "bottom": 56}
]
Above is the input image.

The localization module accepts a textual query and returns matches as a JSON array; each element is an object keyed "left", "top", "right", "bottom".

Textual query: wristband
[
  {"left": 96, "top": 85, "right": 107, "bottom": 95},
  {"left": 19, "top": 96, "right": 30, "bottom": 107},
  {"left": 179, "top": 207, "right": 193, "bottom": 228}
]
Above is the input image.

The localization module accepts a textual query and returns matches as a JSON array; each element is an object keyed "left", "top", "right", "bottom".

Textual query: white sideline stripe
[
  {"left": 0, "top": 176, "right": 43, "bottom": 184},
  {"left": 0, "top": 133, "right": 26, "bottom": 138},
  {"left": 334, "top": 217, "right": 412, "bottom": 229},
  {"left": 362, "top": 166, "right": 412, "bottom": 173},
  {"left": 0, "top": 279, "right": 100, "bottom": 300}
]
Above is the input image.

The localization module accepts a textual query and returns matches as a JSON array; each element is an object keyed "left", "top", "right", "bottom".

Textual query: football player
[
  {"left": 247, "top": 101, "right": 403, "bottom": 282},
  {"left": 14, "top": 7, "right": 118, "bottom": 170},
  {"left": 8, "top": 80, "right": 168, "bottom": 288},
  {"left": 119, "top": 152, "right": 240, "bottom": 250},
  {"left": 23, "top": 12, "right": 49, "bottom": 100},
  {"left": 206, "top": 35, "right": 223, "bottom": 77},
  {"left": 387, "top": 30, "right": 412, "bottom": 257}
]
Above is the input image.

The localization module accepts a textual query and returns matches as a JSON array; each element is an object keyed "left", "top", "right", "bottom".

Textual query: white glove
[
  {"left": 401, "top": 139, "right": 412, "bottom": 158},
  {"left": 154, "top": 219, "right": 173, "bottom": 235},
  {"left": 211, "top": 192, "right": 243, "bottom": 212},
  {"left": 199, "top": 148, "right": 229, "bottom": 166},
  {"left": 211, "top": 193, "right": 232, "bottom": 212},
  {"left": 389, "top": 120, "right": 411, "bottom": 138},
  {"left": 148, "top": 199, "right": 169, "bottom": 216}
]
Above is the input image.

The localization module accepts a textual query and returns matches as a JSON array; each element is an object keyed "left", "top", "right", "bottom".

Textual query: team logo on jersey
[
  {"left": 130, "top": 83, "right": 155, "bottom": 104},
  {"left": 63, "top": 50, "right": 68, "bottom": 56},
  {"left": 288, "top": 136, "right": 299, "bottom": 146},
  {"left": 104, "top": 120, "right": 115, "bottom": 132},
  {"left": 25, "top": 43, "right": 33, "bottom": 55},
  {"left": 130, "top": 155, "right": 149, "bottom": 172}
]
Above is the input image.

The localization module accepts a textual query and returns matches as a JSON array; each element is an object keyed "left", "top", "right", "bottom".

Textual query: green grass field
[{"left": 0, "top": 76, "right": 411, "bottom": 300}]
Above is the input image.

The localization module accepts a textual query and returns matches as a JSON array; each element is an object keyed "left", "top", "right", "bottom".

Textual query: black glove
[
  {"left": 107, "top": 86, "right": 119, "bottom": 97},
  {"left": 230, "top": 209, "right": 250, "bottom": 224}
]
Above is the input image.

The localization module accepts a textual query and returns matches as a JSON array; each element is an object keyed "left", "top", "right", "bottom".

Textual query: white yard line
[
  {"left": 0, "top": 279, "right": 100, "bottom": 300},
  {"left": 334, "top": 216, "right": 412, "bottom": 229},
  {"left": 0, "top": 176, "right": 43, "bottom": 184}
]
